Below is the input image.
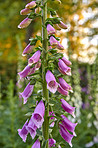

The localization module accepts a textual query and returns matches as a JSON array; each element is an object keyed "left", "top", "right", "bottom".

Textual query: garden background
[{"left": 0, "top": 0, "right": 98, "bottom": 148}]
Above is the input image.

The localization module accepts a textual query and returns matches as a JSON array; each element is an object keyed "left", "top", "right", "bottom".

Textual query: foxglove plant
[{"left": 17, "top": 0, "right": 77, "bottom": 147}]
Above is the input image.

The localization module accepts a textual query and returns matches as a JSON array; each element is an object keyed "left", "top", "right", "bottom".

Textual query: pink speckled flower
[
  {"left": 31, "top": 100, "right": 45, "bottom": 128},
  {"left": 45, "top": 70, "right": 58, "bottom": 93}
]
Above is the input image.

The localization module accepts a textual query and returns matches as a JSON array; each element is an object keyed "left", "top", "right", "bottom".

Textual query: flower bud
[
  {"left": 22, "top": 43, "right": 34, "bottom": 56},
  {"left": 47, "top": 24, "right": 56, "bottom": 35},
  {"left": 20, "top": 8, "right": 32, "bottom": 15},
  {"left": 58, "top": 21, "right": 67, "bottom": 29},
  {"left": 18, "top": 17, "right": 32, "bottom": 29},
  {"left": 49, "top": 36, "right": 58, "bottom": 46},
  {"left": 25, "top": 1, "right": 36, "bottom": 9},
  {"left": 62, "top": 57, "right": 72, "bottom": 66}
]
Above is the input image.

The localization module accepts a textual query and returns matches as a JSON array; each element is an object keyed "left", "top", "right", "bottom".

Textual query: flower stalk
[
  {"left": 41, "top": 0, "right": 49, "bottom": 147},
  {"left": 17, "top": 0, "right": 78, "bottom": 147}
]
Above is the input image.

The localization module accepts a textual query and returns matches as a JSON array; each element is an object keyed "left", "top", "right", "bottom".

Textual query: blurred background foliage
[{"left": 0, "top": 0, "right": 98, "bottom": 147}]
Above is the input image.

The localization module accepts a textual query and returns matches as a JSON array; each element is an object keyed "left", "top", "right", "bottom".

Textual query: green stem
[{"left": 41, "top": 0, "right": 49, "bottom": 147}]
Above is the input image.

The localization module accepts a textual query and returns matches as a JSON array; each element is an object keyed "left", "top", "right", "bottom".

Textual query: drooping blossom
[
  {"left": 58, "top": 59, "right": 71, "bottom": 76},
  {"left": 28, "top": 50, "right": 41, "bottom": 66},
  {"left": 57, "top": 84, "right": 68, "bottom": 96},
  {"left": 18, "top": 120, "right": 28, "bottom": 142},
  {"left": 58, "top": 21, "right": 67, "bottom": 29},
  {"left": 35, "top": 7, "right": 41, "bottom": 13},
  {"left": 22, "top": 43, "right": 34, "bottom": 56},
  {"left": 19, "top": 82, "right": 34, "bottom": 104},
  {"left": 28, "top": 60, "right": 41, "bottom": 75},
  {"left": 61, "top": 115, "right": 77, "bottom": 136},
  {"left": 47, "top": 24, "right": 56, "bottom": 35},
  {"left": 53, "top": 24, "right": 61, "bottom": 30},
  {"left": 18, "top": 17, "right": 32, "bottom": 29},
  {"left": 20, "top": 8, "right": 32, "bottom": 15},
  {"left": 31, "top": 100, "right": 45, "bottom": 128},
  {"left": 49, "top": 138, "right": 56, "bottom": 147},
  {"left": 18, "top": 65, "right": 31, "bottom": 79},
  {"left": 62, "top": 57, "right": 72, "bottom": 66},
  {"left": 49, "top": 36, "right": 58, "bottom": 46},
  {"left": 45, "top": 70, "right": 58, "bottom": 93},
  {"left": 26, "top": 119, "right": 37, "bottom": 139},
  {"left": 59, "top": 123, "right": 74, "bottom": 147},
  {"left": 60, "top": 99, "right": 75, "bottom": 118},
  {"left": 25, "top": 1, "right": 36, "bottom": 9},
  {"left": 56, "top": 41, "right": 64, "bottom": 50},
  {"left": 58, "top": 77, "right": 73, "bottom": 92},
  {"left": 49, "top": 111, "right": 56, "bottom": 127},
  {"left": 31, "top": 139, "right": 40, "bottom": 148}
]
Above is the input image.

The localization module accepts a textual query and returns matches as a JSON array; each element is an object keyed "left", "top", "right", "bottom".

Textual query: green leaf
[{"left": 29, "top": 38, "right": 38, "bottom": 45}]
